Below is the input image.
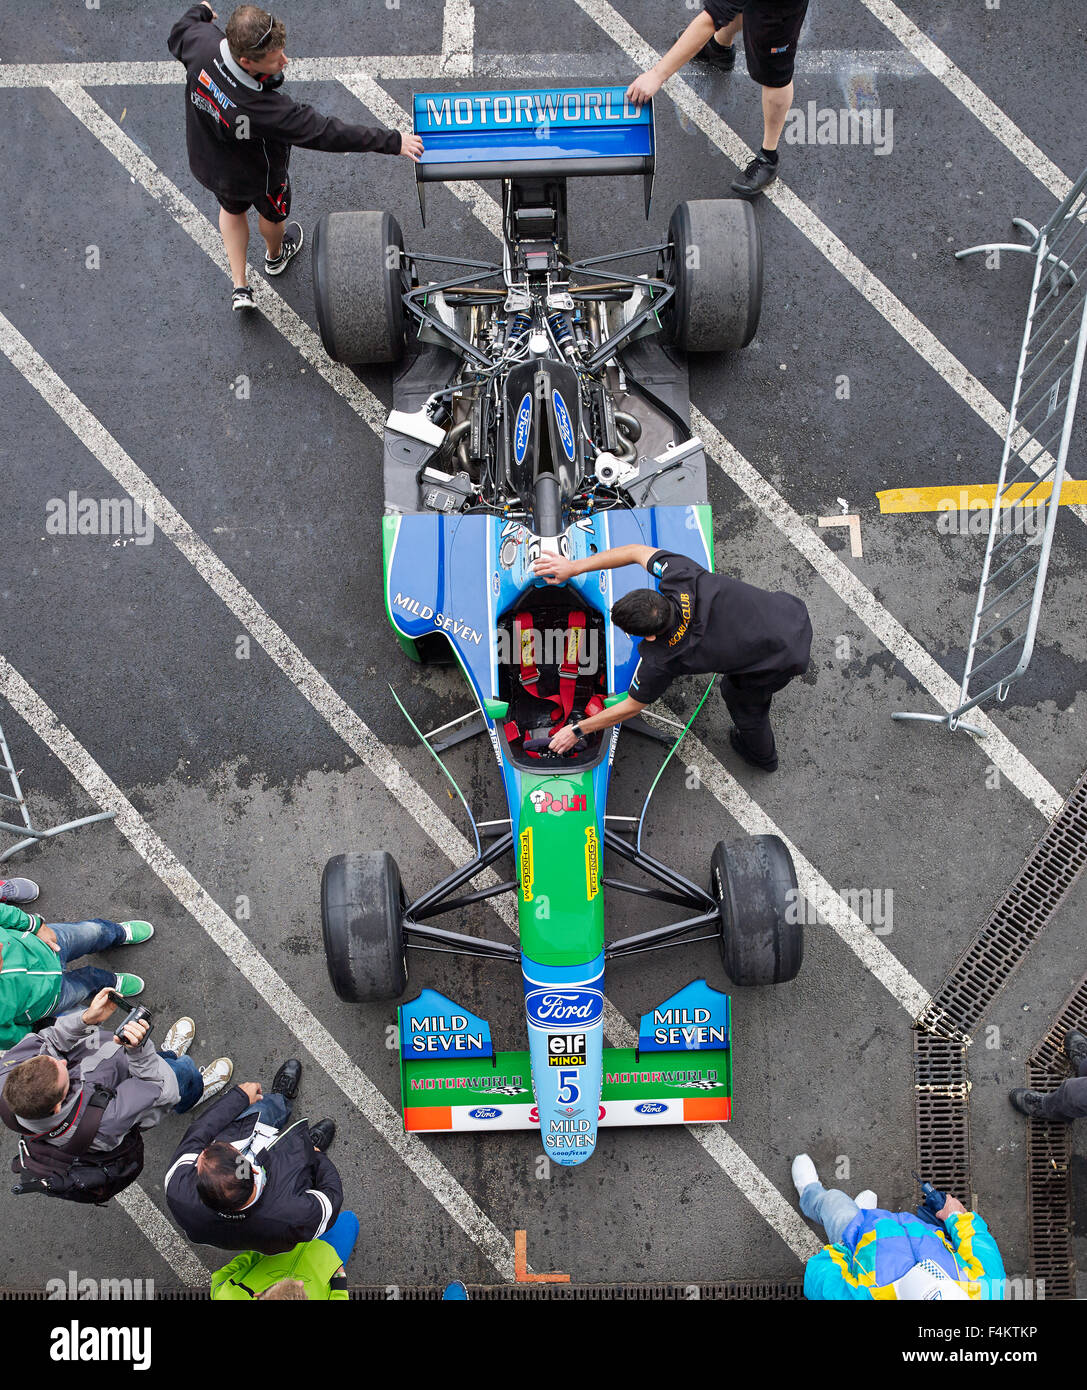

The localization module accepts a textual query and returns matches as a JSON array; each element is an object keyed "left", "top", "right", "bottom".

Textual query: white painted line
[
  {"left": 0, "top": 652, "right": 521, "bottom": 1281},
  {"left": 116, "top": 1184, "right": 209, "bottom": 1286},
  {"left": 857, "top": 0, "right": 1073, "bottom": 202},
  {"left": 340, "top": 73, "right": 503, "bottom": 239},
  {"left": 0, "top": 56, "right": 452, "bottom": 86},
  {"left": 568, "top": 0, "right": 1084, "bottom": 524},
  {"left": 441, "top": 0, "right": 475, "bottom": 76},
  {"left": 669, "top": 725, "right": 931, "bottom": 1019}
]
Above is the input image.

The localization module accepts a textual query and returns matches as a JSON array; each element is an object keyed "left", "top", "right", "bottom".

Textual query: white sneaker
[
  {"left": 198, "top": 1057, "right": 234, "bottom": 1104},
  {"left": 791, "top": 1153, "right": 819, "bottom": 1196},
  {"left": 855, "top": 1189, "right": 878, "bottom": 1209},
  {"left": 162, "top": 1017, "right": 195, "bottom": 1057}
]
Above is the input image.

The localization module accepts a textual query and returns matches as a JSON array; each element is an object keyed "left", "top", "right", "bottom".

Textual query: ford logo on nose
[
  {"left": 468, "top": 1106, "right": 502, "bottom": 1120},
  {"left": 524, "top": 988, "right": 603, "bottom": 1026},
  {"left": 513, "top": 393, "right": 532, "bottom": 464},
  {"left": 634, "top": 1102, "right": 667, "bottom": 1115},
  {"left": 552, "top": 390, "right": 576, "bottom": 462}
]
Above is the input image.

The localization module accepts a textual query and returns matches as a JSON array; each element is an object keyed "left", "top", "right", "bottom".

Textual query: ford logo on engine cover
[
  {"left": 635, "top": 1102, "right": 667, "bottom": 1115},
  {"left": 525, "top": 988, "right": 603, "bottom": 1026},
  {"left": 552, "top": 390, "right": 576, "bottom": 462},
  {"left": 468, "top": 1106, "right": 502, "bottom": 1120},
  {"left": 513, "top": 393, "right": 532, "bottom": 464}
]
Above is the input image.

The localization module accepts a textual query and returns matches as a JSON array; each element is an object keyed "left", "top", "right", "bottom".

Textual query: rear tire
[
  {"left": 710, "top": 835, "right": 802, "bottom": 985},
  {"left": 321, "top": 851, "right": 407, "bottom": 1002},
  {"left": 312, "top": 210, "right": 406, "bottom": 365},
  {"left": 664, "top": 199, "right": 763, "bottom": 352}
]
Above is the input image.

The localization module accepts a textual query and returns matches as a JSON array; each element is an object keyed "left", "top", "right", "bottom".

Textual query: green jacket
[
  {"left": 211, "top": 1240, "right": 348, "bottom": 1301},
  {"left": 0, "top": 905, "right": 60, "bottom": 1052}
]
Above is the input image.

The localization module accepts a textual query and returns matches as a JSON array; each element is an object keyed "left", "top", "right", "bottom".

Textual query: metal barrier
[
  {"left": 0, "top": 719, "right": 114, "bottom": 864},
  {"left": 894, "top": 165, "right": 1087, "bottom": 735}
]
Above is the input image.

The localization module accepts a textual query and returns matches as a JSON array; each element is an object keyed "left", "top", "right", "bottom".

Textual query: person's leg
[
  {"left": 50, "top": 918, "right": 127, "bottom": 965},
  {"left": 715, "top": 14, "right": 743, "bottom": 46},
  {"left": 54, "top": 965, "right": 120, "bottom": 1015},
  {"left": 258, "top": 213, "right": 285, "bottom": 261},
  {"left": 319, "top": 1210, "right": 360, "bottom": 1269},
  {"left": 761, "top": 79, "right": 793, "bottom": 153},
  {"left": 235, "top": 1093, "right": 292, "bottom": 1127},
  {"left": 799, "top": 1181, "right": 862, "bottom": 1246},
  {"left": 721, "top": 678, "right": 777, "bottom": 761},
  {"left": 160, "top": 1053, "right": 205, "bottom": 1113},
  {"left": 1039, "top": 1076, "right": 1087, "bottom": 1121},
  {"left": 219, "top": 207, "right": 251, "bottom": 288}
]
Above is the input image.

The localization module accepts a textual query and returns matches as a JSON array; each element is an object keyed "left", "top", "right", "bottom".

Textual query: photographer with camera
[{"left": 0, "top": 989, "right": 234, "bottom": 1204}]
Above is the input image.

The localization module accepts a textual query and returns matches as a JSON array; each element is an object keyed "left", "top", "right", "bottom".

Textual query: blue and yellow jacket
[{"left": 804, "top": 1208, "right": 1005, "bottom": 1301}]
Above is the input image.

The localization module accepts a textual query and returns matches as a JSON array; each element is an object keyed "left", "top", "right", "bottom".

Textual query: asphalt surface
[{"left": 0, "top": 0, "right": 1085, "bottom": 1295}]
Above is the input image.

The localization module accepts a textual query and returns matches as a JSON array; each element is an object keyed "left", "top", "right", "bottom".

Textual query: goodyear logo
[
  {"left": 584, "top": 825, "right": 599, "bottom": 900},
  {"left": 520, "top": 827, "right": 534, "bottom": 902}
]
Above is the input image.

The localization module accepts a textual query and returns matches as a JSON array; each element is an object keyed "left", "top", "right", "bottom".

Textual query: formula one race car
[{"left": 314, "top": 87, "right": 801, "bottom": 1167}]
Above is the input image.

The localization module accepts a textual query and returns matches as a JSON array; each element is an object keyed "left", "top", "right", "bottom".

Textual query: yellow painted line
[{"left": 877, "top": 480, "right": 1087, "bottom": 513}]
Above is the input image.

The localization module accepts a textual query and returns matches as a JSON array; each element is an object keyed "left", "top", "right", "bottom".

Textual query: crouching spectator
[
  {"left": 1, "top": 890, "right": 153, "bottom": 1049},
  {"left": 791, "top": 1153, "right": 1006, "bottom": 1300},
  {"left": 0, "top": 989, "right": 233, "bottom": 1203},
  {"left": 211, "top": 1210, "right": 359, "bottom": 1299},
  {"left": 165, "top": 1058, "right": 341, "bottom": 1254}
]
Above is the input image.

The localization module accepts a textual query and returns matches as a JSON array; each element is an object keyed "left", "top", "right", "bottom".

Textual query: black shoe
[
  {"left": 272, "top": 1058, "right": 302, "bottom": 1098},
  {"left": 264, "top": 221, "right": 304, "bottom": 277},
  {"left": 308, "top": 1119, "right": 335, "bottom": 1152},
  {"left": 1008, "top": 1088, "right": 1050, "bottom": 1119},
  {"left": 1065, "top": 1030, "right": 1087, "bottom": 1070},
  {"left": 729, "top": 726, "right": 778, "bottom": 772},
  {"left": 731, "top": 154, "right": 778, "bottom": 198},
  {"left": 680, "top": 31, "right": 736, "bottom": 71},
  {"left": 231, "top": 284, "right": 256, "bottom": 311}
]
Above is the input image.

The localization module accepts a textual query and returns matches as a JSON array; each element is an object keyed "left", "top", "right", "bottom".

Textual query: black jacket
[
  {"left": 164, "top": 1085, "right": 343, "bottom": 1255},
  {"left": 167, "top": 5, "right": 401, "bottom": 203}
]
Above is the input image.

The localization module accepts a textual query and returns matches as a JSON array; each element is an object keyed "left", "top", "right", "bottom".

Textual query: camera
[{"left": 106, "top": 992, "right": 153, "bottom": 1048}]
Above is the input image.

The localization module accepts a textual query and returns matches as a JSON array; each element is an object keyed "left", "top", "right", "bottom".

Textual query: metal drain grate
[
  {"left": 1022, "top": 973, "right": 1087, "bottom": 1301},
  {"left": 913, "top": 1029, "right": 971, "bottom": 1198},
  {"left": 0, "top": 1281, "right": 804, "bottom": 1301},
  {"left": 918, "top": 768, "right": 1087, "bottom": 1042}
]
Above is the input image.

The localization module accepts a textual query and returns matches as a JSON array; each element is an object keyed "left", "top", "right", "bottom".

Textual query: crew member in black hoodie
[{"left": 168, "top": 4, "right": 424, "bottom": 310}]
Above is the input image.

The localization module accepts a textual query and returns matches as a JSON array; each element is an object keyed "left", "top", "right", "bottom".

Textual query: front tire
[
  {"left": 312, "top": 210, "right": 407, "bottom": 365},
  {"left": 664, "top": 199, "right": 763, "bottom": 352},
  {"left": 711, "top": 834, "right": 802, "bottom": 985},
  {"left": 321, "top": 851, "right": 407, "bottom": 1002}
]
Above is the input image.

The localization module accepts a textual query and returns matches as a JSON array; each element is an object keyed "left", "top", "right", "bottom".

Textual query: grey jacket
[{"left": 0, "top": 1012, "right": 180, "bottom": 1152}]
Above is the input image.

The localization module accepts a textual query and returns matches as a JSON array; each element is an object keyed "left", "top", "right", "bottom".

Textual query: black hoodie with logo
[{"left": 168, "top": 5, "right": 402, "bottom": 203}]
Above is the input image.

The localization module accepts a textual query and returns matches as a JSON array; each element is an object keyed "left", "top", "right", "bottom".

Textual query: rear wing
[{"left": 412, "top": 85, "right": 655, "bottom": 220}]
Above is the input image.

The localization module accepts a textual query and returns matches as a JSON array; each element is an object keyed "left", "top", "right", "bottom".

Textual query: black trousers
[
  {"left": 1040, "top": 1057, "right": 1087, "bottom": 1120},
  {"left": 719, "top": 670, "right": 796, "bottom": 760}
]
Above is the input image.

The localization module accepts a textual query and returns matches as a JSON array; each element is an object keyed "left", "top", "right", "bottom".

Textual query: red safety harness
[{"left": 504, "top": 610, "right": 603, "bottom": 756}]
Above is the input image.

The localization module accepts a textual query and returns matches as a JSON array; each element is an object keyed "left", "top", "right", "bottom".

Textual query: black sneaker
[
  {"left": 731, "top": 153, "right": 779, "bottom": 198},
  {"left": 728, "top": 726, "right": 778, "bottom": 772},
  {"left": 308, "top": 1119, "right": 335, "bottom": 1152},
  {"left": 231, "top": 285, "right": 256, "bottom": 311},
  {"left": 272, "top": 1058, "right": 302, "bottom": 1098},
  {"left": 264, "top": 221, "right": 304, "bottom": 277},
  {"left": 1008, "top": 1088, "right": 1051, "bottom": 1119},
  {"left": 683, "top": 32, "right": 736, "bottom": 71}
]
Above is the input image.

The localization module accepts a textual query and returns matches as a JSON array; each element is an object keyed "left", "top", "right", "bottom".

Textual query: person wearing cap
[
  {"left": 791, "top": 1153, "right": 1006, "bottom": 1300},
  {"left": 168, "top": 3, "right": 424, "bottom": 311},
  {"left": 626, "top": 1, "right": 810, "bottom": 197},
  {"left": 0, "top": 882, "right": 152, "bottom": 1051}
]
